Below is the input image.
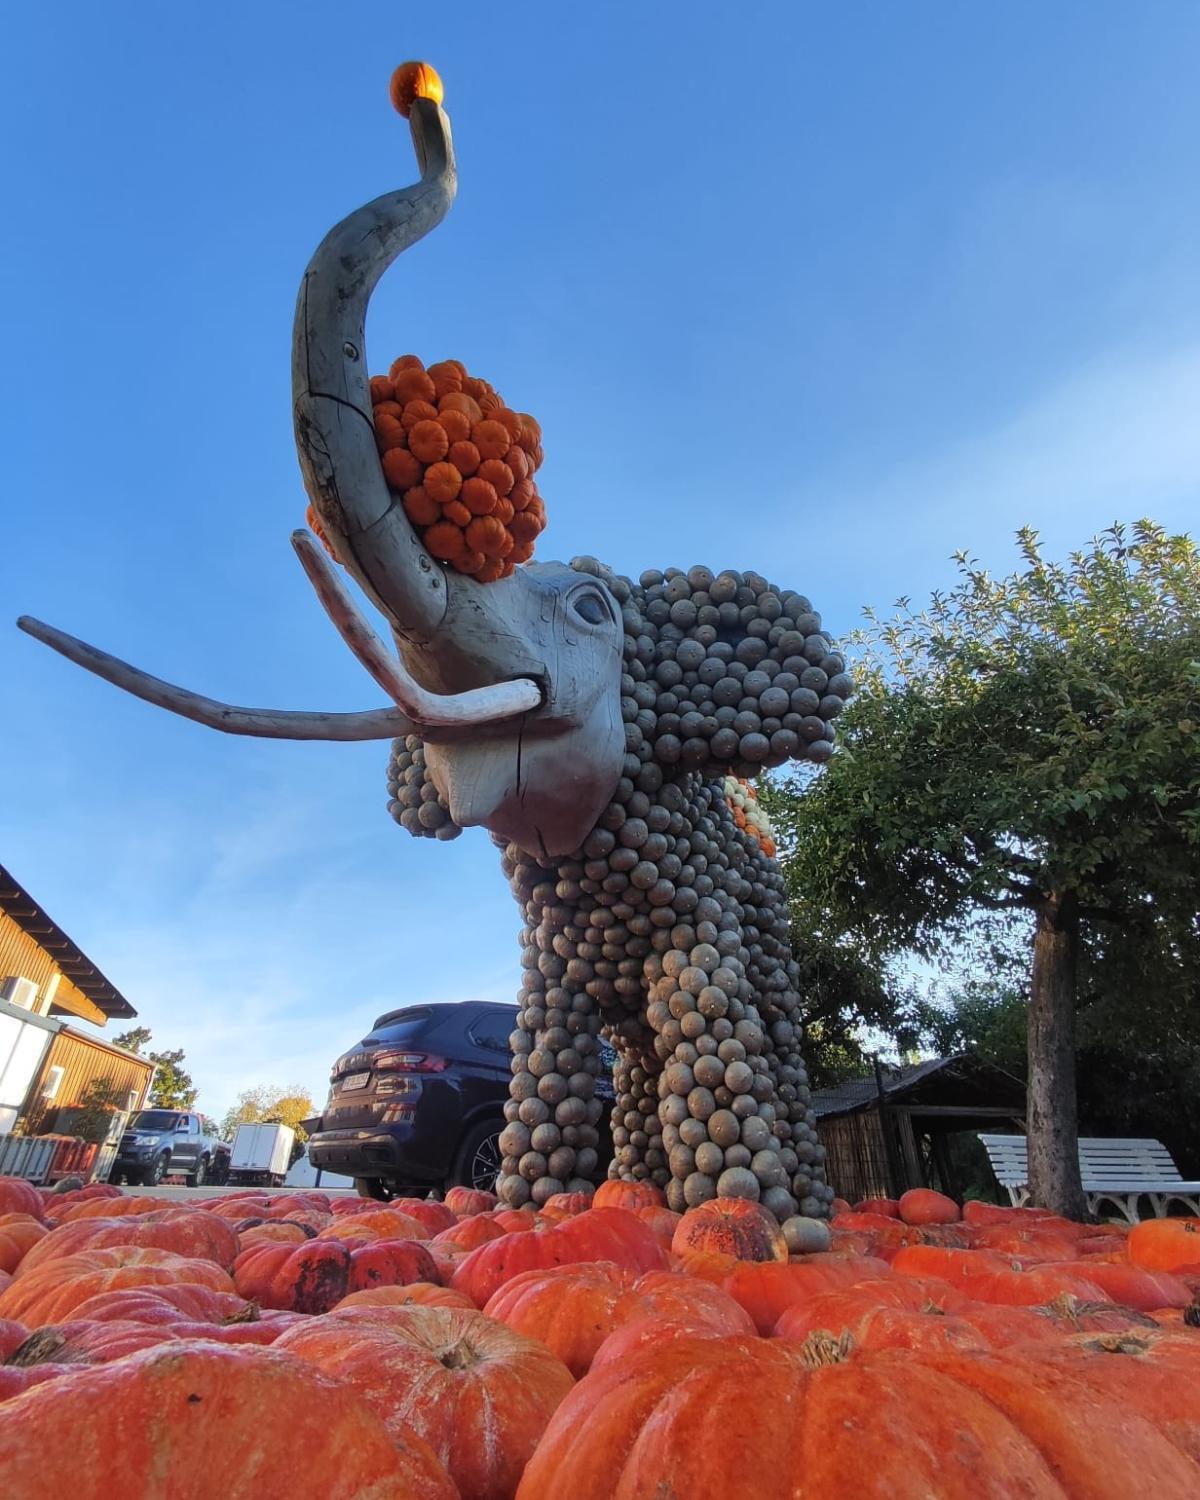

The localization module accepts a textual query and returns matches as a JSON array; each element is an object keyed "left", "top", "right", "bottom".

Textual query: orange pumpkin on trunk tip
[{"left": 389, "top": 62, "right": 445, "bottom": 118}]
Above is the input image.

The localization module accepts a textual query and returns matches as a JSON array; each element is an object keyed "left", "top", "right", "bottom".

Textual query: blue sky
[{"left": 3, "top": 4, "right": 1198, "bottom": 1122}]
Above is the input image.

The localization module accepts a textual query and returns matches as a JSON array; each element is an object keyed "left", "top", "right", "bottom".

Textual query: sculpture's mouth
[{"left": 16, "top": 532, "right": 542, "bottom": 743}]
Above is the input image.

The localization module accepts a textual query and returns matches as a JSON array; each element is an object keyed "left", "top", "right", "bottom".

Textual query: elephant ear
[
  {"left": 599, "top": 563, "right": 853, "bottom": 779},
  {"left": 386, "top": 735, "right": 463, "bottom": 840}
]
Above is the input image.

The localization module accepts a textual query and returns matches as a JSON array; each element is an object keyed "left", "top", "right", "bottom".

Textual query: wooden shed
[{"left": 812, "top": 1054, "right": 1025, "bottom": 1206}]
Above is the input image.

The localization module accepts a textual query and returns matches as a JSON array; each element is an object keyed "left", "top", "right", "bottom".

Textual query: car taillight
[{"left": 370, "top": 1051, "right": 447, "bottom": 1073}]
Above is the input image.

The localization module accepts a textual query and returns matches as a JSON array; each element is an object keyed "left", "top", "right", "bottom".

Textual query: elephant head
[{"left": 18, "top": 97, "right": 849, "bottom": 861}]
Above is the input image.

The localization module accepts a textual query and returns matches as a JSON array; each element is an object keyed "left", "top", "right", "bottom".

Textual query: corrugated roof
[
  {"left": 0, "top": 864, "right": 136, "bottom": 1020},
  {"left": 810, "top": 1054, "right": 1020, "bottom": 1118}
]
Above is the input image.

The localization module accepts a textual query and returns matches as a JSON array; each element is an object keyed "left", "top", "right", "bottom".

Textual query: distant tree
[
  {"left": 113, "top": 1026, "right": 152, "bottom": 1054},
  {"left": 113, "top": 1029, "right": 198, "bottom": 1110},
  {"left": 769, "top": 522, "right": 1200, "bottom": 1217},
  {"left": 221, "top": 1085, "right": 316, "bottom": 1146}
]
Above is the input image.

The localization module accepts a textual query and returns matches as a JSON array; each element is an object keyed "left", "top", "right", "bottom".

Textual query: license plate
[{"left": 340, "top": 1071, "right": 370, "bottom": 1090}]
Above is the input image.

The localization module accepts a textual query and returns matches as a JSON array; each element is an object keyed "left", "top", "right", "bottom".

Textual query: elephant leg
[
  {"left": 497, "top": 842, "right": 607, "bottom": 1206},
  {"left": 608, "top": 1032, "right": 666, "bottom": 1186}
]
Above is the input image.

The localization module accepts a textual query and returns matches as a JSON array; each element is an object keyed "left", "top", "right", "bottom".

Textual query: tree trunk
[{"left": 1026, "top": 889, "right": 1087, "bottom": 1220}]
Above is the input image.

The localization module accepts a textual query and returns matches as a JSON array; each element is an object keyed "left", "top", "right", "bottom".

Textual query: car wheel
[
  {"left": 145, "top": 1153, "right": 169, "bottom": 1187},
  {"left": 354, "top": 1177, "right": 395, "bottom": 1201},
  {"left": 186, "top": 1155, "right": 208, "bottom": 1187},
  {"left": 450, "top": 1119, "right": 504, "bottom": 1194}
]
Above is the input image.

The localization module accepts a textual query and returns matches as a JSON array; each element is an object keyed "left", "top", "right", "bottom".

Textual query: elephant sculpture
[{"left": 19, "top": 87, "right": 850, "bottom": 1219}]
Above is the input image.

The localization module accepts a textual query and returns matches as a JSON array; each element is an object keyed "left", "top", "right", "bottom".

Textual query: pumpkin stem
[{"left": 796, "top": 1329, "right": 853, "bottom": 1368}]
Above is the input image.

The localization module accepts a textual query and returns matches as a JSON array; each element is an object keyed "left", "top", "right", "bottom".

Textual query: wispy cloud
[{"left": 797, "top": 340, "right": 1200, "bottom": 605}]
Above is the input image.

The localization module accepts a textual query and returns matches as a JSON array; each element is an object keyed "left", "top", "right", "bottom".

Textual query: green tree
[
  {"left": 113, "top": 1029, "right": 198, "bottom": 1110},
  {"left": 221, "top": 1085, "right": 316, "bottom": 1146},
  {"left": 769, "top": 522, "right": 1200, "bottom": 1217}
]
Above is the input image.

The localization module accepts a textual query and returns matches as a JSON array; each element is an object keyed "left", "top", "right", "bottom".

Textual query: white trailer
[{"left": 229, "top": 1123, "right": 295, "bottom": 1186}]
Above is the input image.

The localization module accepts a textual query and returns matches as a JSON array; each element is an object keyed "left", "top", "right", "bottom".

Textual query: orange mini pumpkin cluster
[
  {"left": 724, "top": 776, "right": 777, "bottom": 858},
  {"left": 371, "top": 355, "right": 547, "bottom": 582}
]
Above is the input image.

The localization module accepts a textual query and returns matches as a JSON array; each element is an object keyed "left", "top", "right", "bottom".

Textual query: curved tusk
[
  {"left": 16, "top": 617, "right": 415, "bottom": 741},
  {"left": 291, "top": 530, "right": 542, "bottom": 726}
]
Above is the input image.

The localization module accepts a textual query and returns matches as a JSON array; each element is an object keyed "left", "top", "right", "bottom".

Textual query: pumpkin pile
[
  {"left": 3, "top": 1174, "right": 1200, "bottom": 1497},
  {"left": 371, "top": 355, "right": 547, "bottom": 582},
  {"left": 723, "top": 774, "right": 777, "bottom": 858}
]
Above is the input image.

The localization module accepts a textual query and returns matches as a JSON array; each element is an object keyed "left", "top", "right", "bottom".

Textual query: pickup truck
[{"left": 110, "top": 1109, "right": 227, "bottom": 1187}]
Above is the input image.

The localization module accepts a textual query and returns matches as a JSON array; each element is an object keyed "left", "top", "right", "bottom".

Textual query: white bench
[{"left": 979, "top": 1134, "right": 1200, "bottom": 1224}]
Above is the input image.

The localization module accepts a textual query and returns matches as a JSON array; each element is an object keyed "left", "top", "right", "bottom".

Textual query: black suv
[{"left": 307, "top": 1000, "right": 614, "bottom": 1199}]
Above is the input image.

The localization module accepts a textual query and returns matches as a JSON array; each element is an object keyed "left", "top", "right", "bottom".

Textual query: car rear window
[
  {"left": 130, "top": 1111, "right": 182, "bottom": 1130},
  {"left": 367, "top": 1007, "right": 434, "bottom": 1039},
  {"left": 468, "top": 1009, "right": 519, "bottom": 1052}
]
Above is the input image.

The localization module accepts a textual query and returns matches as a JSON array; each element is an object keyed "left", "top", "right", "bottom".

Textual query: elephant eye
[{"left": 570, "top": 590, "right": 611, "bottom": 627}]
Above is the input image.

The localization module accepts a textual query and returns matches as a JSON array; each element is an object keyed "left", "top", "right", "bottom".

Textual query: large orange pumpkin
[
  {"left": 54, "top": 1195, "right": 163, "bottom": 1222},
  {"left": 432, "top": 1216, "right": 508, "bottom": 1252},
  {"left": 898, "top": 1188, "right": 961, "bottom": 1225},
  {"left": 671, "top": 1199, "right": 787, "bottom": 1264},
  {"left": 592, "top": 1181, "right": 666, "bottom": 1212},
  {"left": 444, "top": 1186, "right": 498, "bottom": 1216},
  {"left": 336, "top": 1283, "right": 475, "bottom": 1313},
  {"left": 1035, "top": 1260, "right": 1193, "bottom": 1312},
  {"left": 277, "top": 1305, "right": 573, "bottom": 1500},
  {"left": 773, "top": 1275, "right": 969, "bottom": 1340},
  {"left": 1129, "top": 1218, "right": 1200, "bottom": 1275},
  {"left": 516, "top": 1336, "right": 1200, "bottom": 1499},
  {"left": 452, "top": 1207, "right": 665, "bottom": 1308},
  {"left": 389, "top": 1199, "right": 458, "bottom": 1235},
  {"left": 68, "top": 1284, "right": 252, "bottom": 1326},
  {"left": 0, "top": 1315, "right": 29, "bottom": 1361},
  {"left": 17, "top": 1210, "right": 238, "bottom": 1276},
  {"left": 0, "top": 1248, "right": 235, "bottom": 1328},
  {"left": 0, "top": 1178, "right": 45, "bottom": 1222},
  {"left": 0, "top": 1214, "right": 48, "bottom": 1274},
  {"left": 232, "top": 1240, "right": 350, "bottom": 1314},
  {"left": 347, "top": 1239, "right": 441, "bottom": 1295},
  {"left": 484, "top": 1261, "right": 645, "bottom": 1377},
  {"left": 0, "top": 1341, "right": 458, "bottom": 1499},
  {"left": 720, "top": 1258, "right": 872, "bottom": 1335}
]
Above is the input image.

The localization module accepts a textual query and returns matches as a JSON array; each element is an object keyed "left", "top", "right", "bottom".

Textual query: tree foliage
[
  {"left": 220, "top": 1085, "right": 316, "bottom": 1145},
  {"left": 768, "top": 521, "right": 1200, "bottom": 1213},
  {"left": 113, "top": 1028, "right": 198, "bottom": 1110}
]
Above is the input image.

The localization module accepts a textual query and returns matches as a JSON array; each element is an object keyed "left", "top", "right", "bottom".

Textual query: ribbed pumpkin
[
  {"left": 276, "top": 1305, "right": 574, "bottom": 1500},
  {"left": 0, "top": 1341, "right": 458, "bottom": 1499},
  {"left": 347, "top": 1239, "right": 441, "bottom": 1295},
  {"left": 592, "top": 1181, "right": 666, "bottom": 1212},
  {"left": 721, "top": 1258, "right": 874, "bottom": 1336},
  {"left": 1035, "top": 1260, "right": 1193, "bottom": 1312},
  {"left": 67, "top": 1284, "right": 252, "bottom": 1327},
  {"left": 671, "top": 1199, "right": 787, "bottom": 1265},
  {"left": 517, "top": 1336, "right": 1200, "bottom": 1498},
  {"left": 0, "top": 1178, "right": 45, "bottom": 1222},
  {"left": 484, "top": 1262, "right": 644, "bottom": 1377},
  {"left": 634, "top": 1205, "right": 683, "bottom": 1250},
  {"left": 0, "top": 1315, "right": 29, "bottom": 1360},
  {"left": 0, "top": 1365, "right": 73, "bottom": 1403},
  {"left": 55, "top": 1195, "right": 162, "bottom": 1222},
  {"left": 452, "top": 1208, "right": 665, "bottom": 1309},
  {"left": 0, "top": 1214, "right": 48, "bottom": 1274},
  {"left": 432, "top": 1216, "right": 508, "bottom": 1252},
  {"left": 852, "top": 1197, "right": 900, "bottom": 1218},
  {"left": 233, "top": 1240, "right": 350, "bottom": 1313},
  {"left": 237, "top": 1221, "right": 314, "bottom": 1250},
  {"left": 389, "top": 1199, "right": 458, "bottom": 1235},
  {"left": 773, "top": 1276, "right": 969, "bottom": 1340},
  {"left": 321, "top": 1208, "right": 429, "bottom": 1243},
  {"left": 336, "top": 1283, "right": 476, "bottom": 1312},
  {"left": 0, "top": 1248, "right": 236, "bottom": 1328},
  {"left": 17, "top": 1210, "right": 238, "bottom": 1275},
  {"left": 1129, "top": 1218, "right": 1200, "bottom": 1274},
  {"left": 539, "top": 1192, "right": 593, "bottom": 1220},
  {"left": 444, "top": 1187, "right": 498, "bottom": 1216},
  {"left": 7, "top": 1318, "right": 180, "bottom": 1366}
]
